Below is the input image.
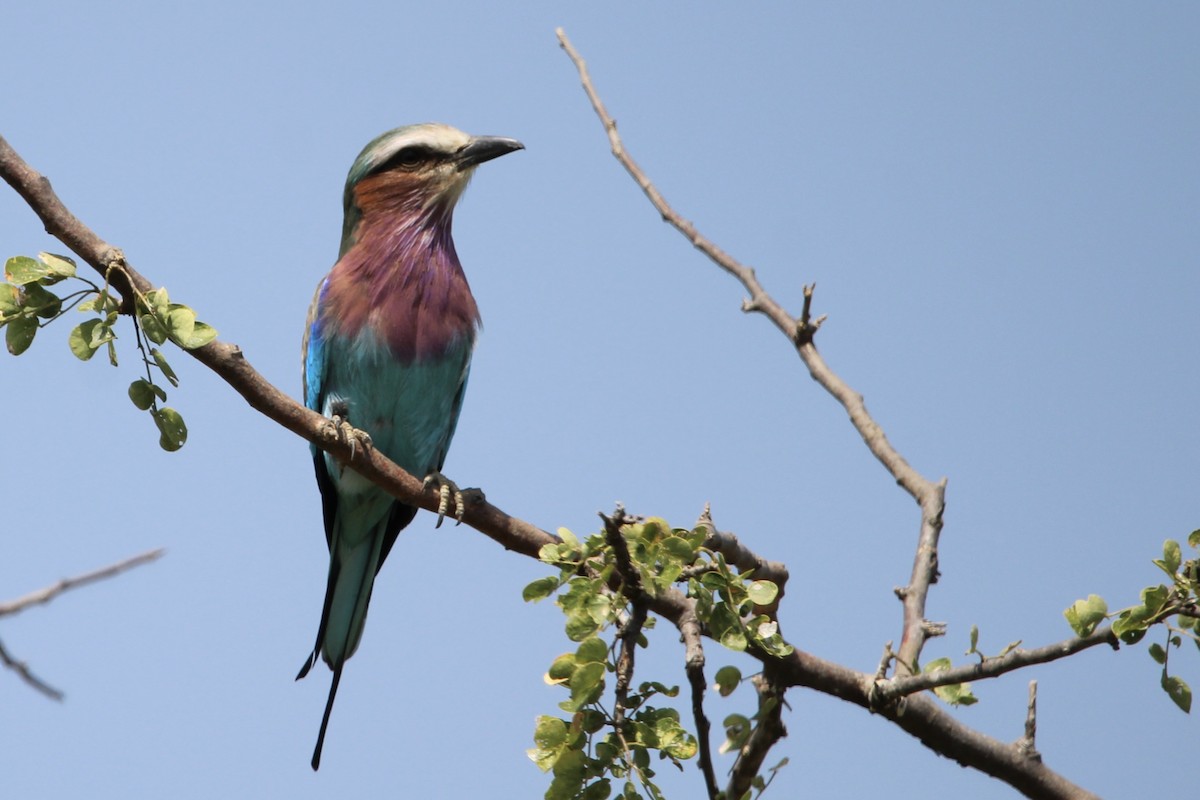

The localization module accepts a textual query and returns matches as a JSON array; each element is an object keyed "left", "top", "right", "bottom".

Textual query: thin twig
[
  {"left": 0, "top": 636, "right": 63, "bottom": 700},
  {"left": 872, "top": 626, "right": 1116, "bottom": 705},
  {"left": 1017, "top": 680, "right": 1040, "bottom": 761},
  {"left": 0, "top": 549, "right": 164, "bottom": 699},
  {"left": 0, "top": 549, "right": 165, "bottom": 618}
]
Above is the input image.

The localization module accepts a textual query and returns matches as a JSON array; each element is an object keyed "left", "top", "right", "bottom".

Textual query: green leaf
[
  {"left": 713, "top": 665, "right": 741, "bottom": 697},
  {"left": 143, "top": 287, "right": 169, "bottom": 315},
  {"left": 923, "top": 656, "right": 952, "bottom": 673},
  {"left": 967, "top": 624, "right": 979, "bottom": 654},
  {"left": 5, "top": 313, "right": 37, "bottom": 355},
  {"left": 571, "top": 661, "right": 606, "bottom": 695},
  {"left": 747, "top": 580, "right": 778, "bottom": 606},
  {"left": 718, "top": 713, "right": 750, "bottom": 755},
  {"left": 533, "top": 715, "right": 568, "bottom": 751},
  {"left": 545, "top": 653, "right": 576, "bottom": 684},
  {"left": 165, "top": 304, "right": 196, "bottom": 344},
  {"left": 23, "top": 283, "right": 62, "bottom": 318},
  {"left": 1064, "top": 594, "right": 1108, "bottom": 637},
  {"left": 661, "top": 535, "right": 695, "bottom": 563},
  {"left": 1189, "top": 529, "right": 1200, "bottom": 549},
  {"left": 998, "top": 640, "right": 1022, "bottom": 657},
  {"left": 523, "top": 576, "right": 560, "bottom": 603},
  {"left": 5, "top": 255, "right": 50, "bottom": 285},
  {"left": 178, "top": 320, "right": 216, "bottom": 349},
  {"left": 1155, "top": 539, "right": 1182, "bottom": 577},
  {"left": 557, "top": 527, "right": 579, "bottom": 549},
  {"left": 924, "top": 658, "right": 978, "bottom": 706},
  {"left": 69, "top": 320, "right": 101, "bottom": 360},
  {"left": 1141, "top": 584, "right": 1170, "bottom": 616},
  {"left": 575, "top": 637, "right": 608, "bottom": 664},
  {"left": 38, "top": 252, "right": 76, "bottom": 279},
  {"left": 1161, "top": 674, "right": 1192, "bottom": 713},
  {"left": 934, "top": 682, "right": 978, "bottom": 706},
  {"left": 140, "top": 313, "right": 168, "bottom": 344},
  {"left": 128, "top": 379, "right": 166, "bottom": 411},
  {"left": 560, "top": 662, "right": 605, "bottom": 712},
  {"left": 580, "top": 779, "right": 612, "bottom": 800},
  {"left": 709, "top": 603, "right": 748, "bottom": 652},
  {"left": 152, "top": 406, "right": 188, "bottom": 451},
  {"left": 0, "top": 283, "right": 20, "bottom": 314},
  {"left": 1148, "top": 643, "right": 1167, "bottom": 664},
  {"left": 150, "top": 348, "right": 179, "bottom": 387}
]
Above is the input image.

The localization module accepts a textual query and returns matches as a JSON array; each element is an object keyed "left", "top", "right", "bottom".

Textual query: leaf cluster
[
  {"left": 2, "top": 253, "right": 216, "bottom": 451},
  {"left": 1064, "top": 533, "right": 1200, "bottom": 713},
  {"left": 524, "top": 518, "right": 790, "bottom": 800}
]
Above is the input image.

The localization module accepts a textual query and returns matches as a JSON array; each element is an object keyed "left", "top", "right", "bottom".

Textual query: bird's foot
[
  {"left": 319, "top": 412, "right": 373, "bottom": 463},
  {"left": 422, "top": 471, "right": 476, "bottom": 528}
]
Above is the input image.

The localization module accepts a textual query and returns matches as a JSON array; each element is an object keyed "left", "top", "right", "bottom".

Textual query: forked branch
[{"left": 555, "top": 27, "right": 1097, "bottom": 800}]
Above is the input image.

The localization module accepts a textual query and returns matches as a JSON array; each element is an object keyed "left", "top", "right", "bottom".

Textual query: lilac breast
[{"left": 320, "top": 214, "right": 480, "bottom": 364}]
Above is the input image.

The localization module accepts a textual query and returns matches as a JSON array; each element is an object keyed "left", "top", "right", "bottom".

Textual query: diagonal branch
[
  {"left": 871, "top": 626, "right": 1117, "bottom": 705},
  {"left": 0, "top": 548, "right": 165, "bottom": 618},
  {"left": 0, "top": 636, "right": 64, "bottom": 700},
  {"left": 0, "top": 548, "right": 164, "bottom": 700},
  {"left": 0, "top": 133, "right": 556, "bottom": 565},
  {"left": 554, "top": 27, "right": 947, "bottom": 680}
]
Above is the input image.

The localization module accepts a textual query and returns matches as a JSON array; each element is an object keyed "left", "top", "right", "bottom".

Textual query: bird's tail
[
  {"left": 311, "top": 663, "right": 343, "bottom": 770},
  {"left": 297, "top": 515, "right": 387, "bottom": 770}
]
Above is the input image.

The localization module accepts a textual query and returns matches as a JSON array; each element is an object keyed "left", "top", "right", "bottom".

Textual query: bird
[{"left": 296, "top": 123, "right": 523, "bottom": 770}]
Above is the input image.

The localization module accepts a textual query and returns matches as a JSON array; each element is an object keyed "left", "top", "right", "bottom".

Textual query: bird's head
[{"left": 339, "top": 123, "right": 523, "bottom": 255}]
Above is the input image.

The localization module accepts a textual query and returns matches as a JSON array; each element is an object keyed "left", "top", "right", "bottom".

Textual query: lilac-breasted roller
[{"left": 296, "top": 123, "right": 523, "bottom": 769}]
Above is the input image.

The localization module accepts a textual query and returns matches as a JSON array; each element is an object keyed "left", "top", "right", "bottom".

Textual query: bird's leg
[
  {"left": 422, "top": 471, "right": 470, "bottom": 528},
  {"left": 321, "top": 400, "right": 373, "bottom": 464}
]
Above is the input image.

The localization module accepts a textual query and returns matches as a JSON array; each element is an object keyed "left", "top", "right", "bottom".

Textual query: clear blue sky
[{"left": 2, "top": 3, "right": 1197, "bottom": 798}]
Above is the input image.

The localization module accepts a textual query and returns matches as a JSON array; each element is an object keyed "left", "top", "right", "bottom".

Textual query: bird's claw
[
  {"left": 320, "top": 414, "right": 373, "bottom": 463},
  {"left": 423, "top": 471, "right": 467, "bottom": 528}
]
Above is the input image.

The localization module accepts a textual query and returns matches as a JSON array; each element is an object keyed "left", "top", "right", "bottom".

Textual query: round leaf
[
  {"left": 747, "top": 580, "right": 778, "bottom": 606},
  {"left": 153, "top": 406, "right": 188, "bottom": 451},
  {"left": 5, "top": 314, "right": 37, "bottom": 355}
]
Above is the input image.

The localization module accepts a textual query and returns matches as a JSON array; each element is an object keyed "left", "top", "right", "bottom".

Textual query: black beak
[{"left": 457, "top": 136, "right": 524, "bottom": 170}]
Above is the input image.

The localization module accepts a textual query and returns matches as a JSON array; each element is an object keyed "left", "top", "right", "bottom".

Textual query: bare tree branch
[
  {"left": 677, "top": 607, "right": 718, "bottom": 800},
  {"left": 1018, "top": 681, "right": 1040, "bottom": 761},
  {"left": 0, "top": 636, "right": 64, "bottom": 701},
  {"left": 0, "top": 548, "right": 164, "bottom": 618},
  {"left": 0, "top": 548, "right": 164, "bottom": 700}
]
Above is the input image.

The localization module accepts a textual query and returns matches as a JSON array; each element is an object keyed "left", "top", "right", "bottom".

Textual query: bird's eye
[{"left": 382, "top": 146, "right": 431, "bottom": 172}]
